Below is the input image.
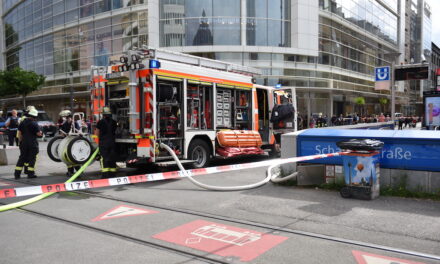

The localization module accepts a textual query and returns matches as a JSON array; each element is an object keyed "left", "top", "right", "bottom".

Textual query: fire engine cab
[{"left": 90, "top": 48, "right": 296, "bottom": 168}]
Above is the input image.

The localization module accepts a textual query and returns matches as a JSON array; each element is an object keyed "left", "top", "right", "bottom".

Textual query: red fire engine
[{"left": 89, "top": 48, "right": 296, "bottom": 168}]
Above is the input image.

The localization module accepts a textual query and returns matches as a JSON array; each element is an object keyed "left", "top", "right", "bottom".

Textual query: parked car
[{"left": 7, "top": 110, "right": 57, "bottom": 138}]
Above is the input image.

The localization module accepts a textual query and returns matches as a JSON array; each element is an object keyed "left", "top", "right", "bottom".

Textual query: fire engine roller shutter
[
  {"left": 157, "top": 76, "right": 183, "bottom": 102},
  {"left": 188, "top": 80, "right": 213, "bottom": 86},
  {"left": 217, "top": 84, "right": 234, "bottom": 88},
  {"left": 157, "top": 76, "right": 183, "bottom": 82},
  {"left": 137, "top": 70, "right": 155, "bottom": 158}
]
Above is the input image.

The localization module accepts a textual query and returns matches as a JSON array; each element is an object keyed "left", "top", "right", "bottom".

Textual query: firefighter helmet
[
  {"left": 59, "top": 110, "right": 72, "bottom": 117},
  {"left": 28, "top": 108, "right": 38, "bottom": 117},
  {"left": 26, "top": 105, "right": 36, "bottom": 111}
]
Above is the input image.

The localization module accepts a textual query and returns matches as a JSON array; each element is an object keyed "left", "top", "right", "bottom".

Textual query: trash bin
[{"left": 336, "top": 139, "right": 384, "bottom": 200}]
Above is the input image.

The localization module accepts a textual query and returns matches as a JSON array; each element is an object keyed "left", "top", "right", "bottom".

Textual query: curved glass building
[{"left": 1, "top": 0, "right": 421, "bottom": 123}]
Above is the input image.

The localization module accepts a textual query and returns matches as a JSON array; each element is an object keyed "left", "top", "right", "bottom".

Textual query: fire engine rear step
[{"left": 155, "top": 159, "right": 196, "bottom": 167}]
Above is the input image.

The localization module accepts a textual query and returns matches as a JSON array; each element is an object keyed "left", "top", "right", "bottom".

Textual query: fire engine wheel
[
  {"left": 66, "top": 136, "right": 93, "bottom": 164},
  {"left": 188, "top": 139, "right": 210, "bottom": 168},
  {"left": 47, "top": 136, "right": 64, "bottom": 162},
  {"left": 340, "top": 187, "right": 352, "bottom": 198}
]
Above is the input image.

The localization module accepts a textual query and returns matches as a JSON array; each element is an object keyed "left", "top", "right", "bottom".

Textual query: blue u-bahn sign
[
  {"left": 297, "top": 129, "right": 440, "bottom": 172},
  {"left": 375, "top": 66, "right": 390, "bottom": 82}
]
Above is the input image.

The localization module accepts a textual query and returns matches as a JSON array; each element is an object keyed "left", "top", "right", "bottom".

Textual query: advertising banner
[{"left": 425, "top": 96, "right": 440, "bottom": 127}]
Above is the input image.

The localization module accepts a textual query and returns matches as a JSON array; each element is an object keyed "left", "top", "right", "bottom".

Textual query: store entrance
[{"left": 334, "top": 101, "right": 344, "bottom": 116}]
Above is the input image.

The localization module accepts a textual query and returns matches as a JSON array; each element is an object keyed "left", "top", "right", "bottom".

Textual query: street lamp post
[
  {"left": 391, "top": 64, "right": 395, "bottom": 124},
  {"left": 385, "top": 52, "right": 401, "bottom": 124},
  {"left": 69, "top": 72, "right": 74, "bottom": 111}
]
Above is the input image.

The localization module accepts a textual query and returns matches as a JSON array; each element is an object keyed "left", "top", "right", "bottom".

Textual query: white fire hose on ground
[{"left": 160, "top": 143, "right": 346, "bottom": 191}]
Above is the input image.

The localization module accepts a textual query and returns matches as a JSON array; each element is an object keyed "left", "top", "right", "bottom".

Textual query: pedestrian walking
[
  {"left": 14, "top": 107, "right": 42, "bottom": 179},
  {"left": 5, "top": 109, "right": 19, "bottom": 146},
  {"left": 95, "top": 107, "right": 117, "bottom": 179},
  {"left": 398, "top": 117, "right": 403, "bottom": 130},
  {"left": 404, "top": 116, "right": 410, "bottom": 128},
  {"left": 378, "top": 113, "right": 385, "bottom": 122}
]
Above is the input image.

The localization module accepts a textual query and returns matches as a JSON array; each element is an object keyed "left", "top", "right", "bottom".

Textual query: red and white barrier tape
[{"left": 0, "top": 151, "right": 350, "bottom": 199}]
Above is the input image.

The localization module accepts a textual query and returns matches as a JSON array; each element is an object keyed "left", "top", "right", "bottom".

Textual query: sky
[{"left": 431, "top": 0, "right": 440, "bottom": 47}]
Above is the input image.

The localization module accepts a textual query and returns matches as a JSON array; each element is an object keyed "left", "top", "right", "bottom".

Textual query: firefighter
[
  {"left": 59, "top": 110, "right": 81, "bottom": 177},
  {"left": 19, "top": 105, "right": 36, "bottom": 124},
  {"left": 18, "top": 106, "right": 37, "bottom": 175},
  {"left": 14, "top": 107, "right": 42, "bottom": 179},
  {"left": 95, "top": 106, "right": 117, "bottom": 179}
]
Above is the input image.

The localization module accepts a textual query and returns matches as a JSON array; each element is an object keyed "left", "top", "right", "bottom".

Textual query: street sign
[
  {"left": 375, "top": 66, "right": 391, "bottom": 81},
  {"left": 394, "top": 65, "right": 429, "bottom": 81},
  {"left": 153, "top": 219, "right": 288, "bottom": 262},
  {"left": 296, "top": 129, "right": 440, "bottom": 172},
  {"left": 375, "top": 66, "right": 391, "bottom": 90},
  {"left": 352, "top": 250, "right": 425, "bottom": 264},
  {"left": 92, "top": 205, "right": 158, "bottom": 222}
]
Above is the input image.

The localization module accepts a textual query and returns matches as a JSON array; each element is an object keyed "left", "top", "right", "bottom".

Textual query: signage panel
[
  {"left": 375, "top": 66, "right": 390, "bottom": 90},
  {"left": 375, "top": 66, "right": 390, "bottom": 81},
  {"left": 297, "top": 129, "right": 440, "bottom": 171},
  {"left": 394, "top": 66, "right": 429, "bottom": 81}
]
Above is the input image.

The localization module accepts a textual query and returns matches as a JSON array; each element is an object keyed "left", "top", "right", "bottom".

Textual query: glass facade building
[
  {"left": 1, "top": 0, "right": 410, "bottom": 121},
  {"left": 2, "top": 0, "right": 148, "bottom": 114},
  {"left": 403, "top": 0, "right": 432, "bottom": 114}
]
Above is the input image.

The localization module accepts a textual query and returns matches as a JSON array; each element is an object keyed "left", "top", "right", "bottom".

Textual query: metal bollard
[{"left": 0, "top": 132, "right": 5, "bottom": 148}]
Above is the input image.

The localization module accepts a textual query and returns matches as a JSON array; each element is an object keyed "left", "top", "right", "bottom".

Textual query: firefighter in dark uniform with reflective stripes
[
  {"left": 14, "top": 108, "right": 42, "bottom": 179},
  {"left": 95, "top": 107, "right": 117, "bottom": 179}
]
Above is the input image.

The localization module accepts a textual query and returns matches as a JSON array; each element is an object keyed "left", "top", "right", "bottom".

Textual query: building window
[
  {"left": 160, "top": 0, "right": 241, "bottom": 47},
  {"left": 246, "top": 0, "right": 291, "bottom": 47}
]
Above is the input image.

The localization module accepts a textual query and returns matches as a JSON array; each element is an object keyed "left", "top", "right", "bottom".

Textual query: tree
[
  {"left": 378, "top": 97, "right": 388, "bottom": 113},
  {"left": 354, "top": 96, "right": 365, "bottom": 116},
  {"left": 0, "top": 67, "right": 45, "bottom": 108}
]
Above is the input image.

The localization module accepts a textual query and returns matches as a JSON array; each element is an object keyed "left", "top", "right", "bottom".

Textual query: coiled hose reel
[{"left": 47, "top": 135, "right": 95, "bottom": 165}]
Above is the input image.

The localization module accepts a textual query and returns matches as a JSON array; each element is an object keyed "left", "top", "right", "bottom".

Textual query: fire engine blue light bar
[{"left": 149, "top": 59, "right": 161, "bottom": 69}]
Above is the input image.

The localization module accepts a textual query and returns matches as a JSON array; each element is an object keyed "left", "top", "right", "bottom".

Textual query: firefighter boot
[
  {"left": 14, "top": 167, "right": 22, "bottom": 180},
  {"left": 66, "top": 167, "right": 75, "bottom": 177},
  {"left": 27, "top": 171, "right": 37, "bottom": 179},
  {"left": 108, "top": 171, "right": 116, "bottom": 178},
  {"left": 101, "top": 172, "right": 109, "bottom": 179}
]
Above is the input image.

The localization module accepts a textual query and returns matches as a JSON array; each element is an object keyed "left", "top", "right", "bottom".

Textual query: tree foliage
[
  {"left": 0, "top": 67, "right": 45, "bottom": 107},
  {"left": 379, "top": 97, "right": 388, "bottom": 105},
  {"left": 354, "top": 96, "right": 365, "bottom": 105}
]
